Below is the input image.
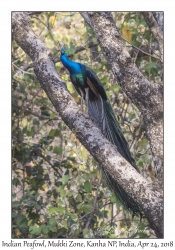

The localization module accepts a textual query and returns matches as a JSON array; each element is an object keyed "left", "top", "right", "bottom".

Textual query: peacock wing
[{"left": 85, "top": 66, "right": 107, "bottom": 101}]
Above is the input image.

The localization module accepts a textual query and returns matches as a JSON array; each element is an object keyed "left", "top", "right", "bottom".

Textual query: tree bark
[
  {"left": 141, "top": 12, "right": 163, "bottom": 64},
  {"left": 152, "top": 12, "right": 164, "bottom": 32},
  {"left": 87, "top": 12, "right": 163, "bottom": 188},
  {"left": 12, "top": 11, "right": 163, "bottom": 238}
]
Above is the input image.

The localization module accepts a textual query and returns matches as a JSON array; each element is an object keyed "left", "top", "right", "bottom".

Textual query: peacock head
[{"left": 60, "top": 47, "right": 66, "bottom": 55}]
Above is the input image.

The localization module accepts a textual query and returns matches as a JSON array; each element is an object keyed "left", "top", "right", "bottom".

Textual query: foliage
[{"left": 12, "top": 12, "right": 161, "bottom": 238}]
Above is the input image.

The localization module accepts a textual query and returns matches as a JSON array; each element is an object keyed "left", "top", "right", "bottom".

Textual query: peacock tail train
[
  {"left": 60, "top": 48, "right": 142, "bottom": 215},
  {"left": 88, "top": 95, "right": 141, "bottom": 214}
]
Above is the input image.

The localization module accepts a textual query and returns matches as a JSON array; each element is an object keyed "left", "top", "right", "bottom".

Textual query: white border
[{"left": 0, "top": 0, "right": 174, "bottom": 248}]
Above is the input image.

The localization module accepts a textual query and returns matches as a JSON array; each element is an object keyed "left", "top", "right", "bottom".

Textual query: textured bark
[
  {"left": 12, "top": 12, "right": 163, "bottom": 238},
  {"left": 87, "top": 12, "right": 163, "bottom": 187},
  {"left": 80, "top": 12, "right": 93, "bottom": 29},
  {"left": 152, "top": 12, "right": 164, "bottom": 32},
  {"left": 141, "top": 12, "right": 163, "bottom": 63}
]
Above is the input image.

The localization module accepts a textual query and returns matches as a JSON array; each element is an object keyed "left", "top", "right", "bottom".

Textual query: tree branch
[
  {"left": 121, "top": 35, "right": 160, "bottom": 61},
  {"left": 80, "top": 12, "right": 160, "bottom": 61},
  {"left": 80, "top": 12, "right": 93, "bottom": 29},
  {"left": 27, "top": 12, "right": 43, "bottom": 16},
  {"left": 152, "top": 12, "right": 163, "bottom": 32},
  {"left": 12, "top": 11, "right": 163, "bottom": 238},
  {"left": 141, "top": 12, "right": 163, "bottom": 63},
  {"left": 86, "top": 12, "right": 163, "bottom": 188}
]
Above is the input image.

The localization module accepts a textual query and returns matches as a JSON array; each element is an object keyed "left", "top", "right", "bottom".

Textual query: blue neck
[{"left": 60, "top": 53, "right": 82, "bottom": 74}]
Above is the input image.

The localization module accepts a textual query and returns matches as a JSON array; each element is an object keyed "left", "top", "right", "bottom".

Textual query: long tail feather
[
  {"left": 103, "top": 101, "right": 139, "bottom": 172},
  {"left": 88, "top": 98, "right": 141, "bottom": 214}
]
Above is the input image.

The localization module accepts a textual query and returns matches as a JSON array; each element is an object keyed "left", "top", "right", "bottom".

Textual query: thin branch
[
  {"left": 121, "top": 35, "right": 160, "bottom": 61},
  {"left": 33, "top": 14, "right": 59, "bottom": 49},
  {"left": 12, "top": 62, "right": 34, "bottom": 76},
  {"left": 141, "top": 12, "right": 163, "bottom": 63},
  {"left": 12, "top": 62, "right": 35, "bottom": 75}
]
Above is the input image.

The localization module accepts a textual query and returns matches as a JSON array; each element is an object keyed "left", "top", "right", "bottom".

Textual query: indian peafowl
[{"left": 60, "top": 47, "right": 141, "bottom": 215}]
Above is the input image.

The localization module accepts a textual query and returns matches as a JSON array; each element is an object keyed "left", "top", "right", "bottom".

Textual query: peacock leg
[
  {"left": 85, "top": 88, "right": 89, "bottom": 114},
  {"left": 79, "top": 88, "right": 84, "bottom": 112}
]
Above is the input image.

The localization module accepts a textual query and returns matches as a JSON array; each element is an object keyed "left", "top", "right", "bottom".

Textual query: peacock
[{"left": 60, "top": 47, "right": 141, "bottom": 215}]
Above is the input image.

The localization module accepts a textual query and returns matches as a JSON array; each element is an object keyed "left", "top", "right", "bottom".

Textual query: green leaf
[
  {"left": 128, "top": 113, "right": 136, "bottom": 120},
  {"left": 47, "top": 224, "right": 57, "bottom": 232},
  {"left": 12, "top": 201, "right": 20, "bottom": 208},
  {"left": 65, "top": 45, "right": 76, "bottom": 55},
  {"left": 29, "top": 225, "right": 42, "bottom": 235},
  {"left": 49, "top": 129, "right": 61, "bottom": 137},
  {"left": 48, "top": 206, "right": 57, "bottom": 214},
  {"left": 76, "top": 194, "right": 82, "bottom": 202},
  {"left": 84, "top": 180, "right": 92, "bottom": 193},
  {"left": 12, "top": 212, "right": 18, "bottom": 218},
  {"left": 113, "top": 85, "right": 120, "bottom": 92},
  {"left": 137, "top": 159, "right": 144, "bottom": 167},
  {"left": 66, "top": 211, "right": 78, "bottom": 221},
  {"left": 83, "top": 204, "right": 92, "bottom": 213},
  {"left": 49, "top": 11, "right": 55, "bottom": 17},
  {"left": 46, "top": 190, "right": 52, "bottom": 198},
  {"left": 55, "top": 181, "right": 62, "bottom": 187},
  {"left": 20, "top": 83, "right": 26, "bottom": 93},
  {"left": 138, "top": 232, "right": 150, "bottom": 238},
  {"left": 110, "top": 193, "right": 116, "bottom": 203},
  {"left": 102, "top": 210, "right": 109, "bottom": 218},
  {"left": 53, "top": 146, "right": 62, "bottom": 155},
  {"left": 60, "top": 189, "right": 66, "bottom": 196},
  {"left": 49, "top": 129, "right": 56, "bottom": 137},
  {"left": 54, "top": 129, "right": 61, "bottom": 137},
  {"left": 50, "top": 113, "right": 55, "bottom": 119},
  {"left": 61, "top": 175, "right": 69, "bottom": 184},
  {"left": 67, "top": 190, "right": 73, "bottom": 197},
  {"left": 83, "top": 228, "right": 94, "bottom": 238},
  {"left": 24, "top": 74, "right": 30, "bottom": 82},
  {"left": 16, "top": 216, "right": 28, "bottom": 229},
  {"left": 138, "top": 139, "right": 148, "bottom": 148},
  {"left": 42, "top": 224, "right": 48, "bottom": 234},
  {"left": 56, "top": 206, "right": 65, "bottom": 213},
  {"left": 12, "top": 178, "right": 20, "bottom": 187},
  {"left": 138, "top": 222, "right": 145, "bottom": 231},
  {"left": 145, "top": 62, "right": 157, "bottom": 70},
  {"left": 82, "top": 174, "right": 88, "bottom": 180},
  {"left": 48, "top": 217, "right": 56, "bottom": 226},
  {"left": 101, "top": 75, "right": 108, "bottom": 83}
]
